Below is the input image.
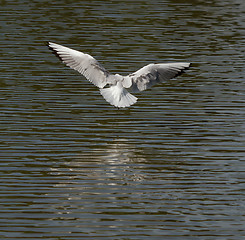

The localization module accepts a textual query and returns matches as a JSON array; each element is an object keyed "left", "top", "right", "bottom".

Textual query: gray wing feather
[
  {"left": 48, "top": 42, "right": 112, "bottom": 88},
  {"left": 127, "top": 63, "right": 191, "bottom": 92}
]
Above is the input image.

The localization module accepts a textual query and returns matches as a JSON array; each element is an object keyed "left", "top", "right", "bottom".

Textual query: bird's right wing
[
  {"left": 47, "top": 42, "right": 113, "bottom": 88},
  {"left": 126, "top": 62, "right": 191, "bottom": 92}
]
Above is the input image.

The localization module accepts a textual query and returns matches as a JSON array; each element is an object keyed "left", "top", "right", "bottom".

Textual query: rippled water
[{"left": 1, "top": 0, "right": 245, "bottom": 239}]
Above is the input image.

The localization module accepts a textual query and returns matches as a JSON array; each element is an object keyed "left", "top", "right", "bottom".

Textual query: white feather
[
  {"left": 100, "top": 83, "right": 137, "bottom": 108},
  {"left": 47, "top": 42, "right": 191, "bottom": 108}
]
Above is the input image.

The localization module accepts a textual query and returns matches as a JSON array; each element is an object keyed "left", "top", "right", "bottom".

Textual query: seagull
[{"left": 47, "top": 42, "right": 191, "bottom": 108}]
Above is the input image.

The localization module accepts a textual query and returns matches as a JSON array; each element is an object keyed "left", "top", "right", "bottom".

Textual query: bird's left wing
[
  {"left": 47, "top": 42, "right": 113, "bottom": 88},
  {"left": 125, "top": 62, "right": 191, "bottom": 92}
]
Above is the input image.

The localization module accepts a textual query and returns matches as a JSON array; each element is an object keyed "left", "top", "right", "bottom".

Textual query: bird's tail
[{"left": 100, "top": 85, "right": 137, "bottom": 108}]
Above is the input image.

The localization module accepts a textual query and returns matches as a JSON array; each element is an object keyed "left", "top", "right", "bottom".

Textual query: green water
[{"left": 0, "top": 0, "right": 245, "bottom": 239}]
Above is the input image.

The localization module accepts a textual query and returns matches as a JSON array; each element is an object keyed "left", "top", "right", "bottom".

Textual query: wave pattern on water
[{"left": 0, "top": 0, "right": 245, "bottom": 239}]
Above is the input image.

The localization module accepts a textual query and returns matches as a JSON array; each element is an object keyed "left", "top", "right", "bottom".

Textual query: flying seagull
[{"left": 47, "top": 42, "right": 191, "bottom": 108}]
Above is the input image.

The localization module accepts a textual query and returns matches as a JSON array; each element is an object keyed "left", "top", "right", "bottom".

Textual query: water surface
[{"left": 0, "top": 0, "right": 245, "bottom": 239}]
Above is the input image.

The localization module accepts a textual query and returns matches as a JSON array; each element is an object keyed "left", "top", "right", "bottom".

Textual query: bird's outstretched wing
[
  {"left": 47, "top": 42, "right": 113, "bottom": 88},
  {"left": 125, "top": 63, "right": 191, "bottom": 92}
]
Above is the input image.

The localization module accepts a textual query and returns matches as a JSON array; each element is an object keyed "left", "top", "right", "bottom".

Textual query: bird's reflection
[
  {"left": 101, "top": 139, "right": 142, "bottom": 163},
  {"left": 99, "top": 139, "right": 146, "bottom": 182},
  {"left": 47, "top": 140, "right": 147, "bottom": 219},
  {"left": 50, "top": 139, "right": 147, "bottom": 185}
]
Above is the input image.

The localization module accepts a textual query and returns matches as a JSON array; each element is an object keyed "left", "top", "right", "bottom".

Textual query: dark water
[{"left": 1, "top": 0, "right": 245, "bottom": 239}]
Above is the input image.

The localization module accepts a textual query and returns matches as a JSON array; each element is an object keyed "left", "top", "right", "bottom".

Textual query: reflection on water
[
  {"left": 1, "top": 0, "right": 245, "bottom": 239},
  {"left": 51, "top": 139, "right": 146, "bottom": 184}
]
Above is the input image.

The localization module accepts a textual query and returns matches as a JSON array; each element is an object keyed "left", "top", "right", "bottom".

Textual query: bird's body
[{"left": 47, "top": 42, "right": 191, "bottom": 108}]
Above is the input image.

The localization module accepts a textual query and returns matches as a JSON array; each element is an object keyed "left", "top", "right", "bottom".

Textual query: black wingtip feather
[
  {"left": 173, "top": 63, "right": 192, "bottom": 78},
  {"left": 46, "top": 41, "right": 63, "bottom": 62}
]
